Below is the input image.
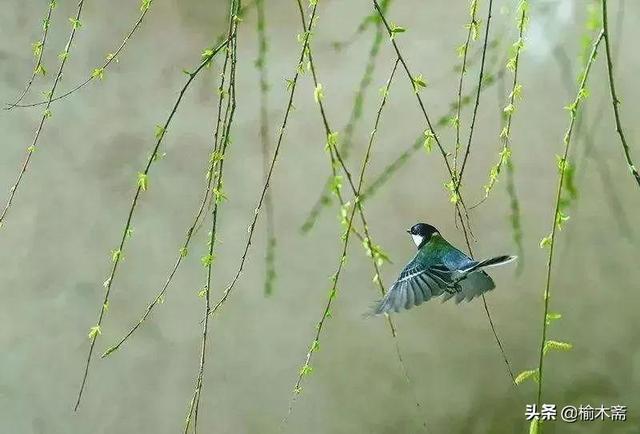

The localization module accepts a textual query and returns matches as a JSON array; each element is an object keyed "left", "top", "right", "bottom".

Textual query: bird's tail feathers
[{"left": 461, "top": 255, "right": 517, "bottom": 274}]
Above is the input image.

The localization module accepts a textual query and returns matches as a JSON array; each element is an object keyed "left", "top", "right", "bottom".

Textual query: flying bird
[{"left": 370, "top": 223, "right": 516, "bottom": 315}]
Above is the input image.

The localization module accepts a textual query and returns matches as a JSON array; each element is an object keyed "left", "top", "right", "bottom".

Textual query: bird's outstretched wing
[
  {"left": 369, "top": 256, "right": 450, "bottom": 315},
  {"left": 369, "top": 254, "right": 515, "bottom": 315}
]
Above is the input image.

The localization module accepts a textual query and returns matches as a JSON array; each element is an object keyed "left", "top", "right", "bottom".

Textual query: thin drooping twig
[
  {"left": 5, "top": 0, "right": 55, "bottom": 109},
  {"left": 452, "top": 0, "right": 480, "bottom": 176},
  {"left": 204, "top": 1, "right": 320, "bottom": 319},
  {"left": 457, "top": 0, "right": 494, "bottom": 186},
  {"left": 101, "top": 35, "right": 239, "bottom": 358},
  {"left": 371, "top": 0, "right": 472, "bottom": 235},
  {"left": 361, "top": 64, "right": 507, "bottom": 203},
  {"left": 300, "top": 0, "right": 392, "bottom": 234},
  {"left": 292, "top": 1, "right": 427, "bottom": 427},
  {"left": 374, "top": 0, "right": 516, "bottom": 387},
  {"left": 9, "top": 1, "right": 258, "bottom": 111},
  {"left": 496, "top": 71, "right": 524, "bottom": 275},
  {"left": 361, "top": 18, "right": 512, "bottom": 204},
  {"left": 100, "top": 170, "right": 216, "bottom": 358},
  {"left": 185, "top": 4, "right": 239, "bottom": 431},
  {"left": 601, "top": 0, "right": 640, "bottom": 188},
  {"left": 255, "top": 0, "right": 277, "bottom": 296},
  {"left": 476, "top": 2, "right": 528, "bottom": 206},
  {"left": 330, "top": 0, "right": 391, "bottom": 51},
  {"left": 0, "top": 0, "right": 86, "bottom": 230},
  {"left": 452, "top": 0, "right": 516, "bottom": 386},
  {"left": 73, "top": 38, "right": 229, "bottom": 412},
  {"left": 553, "top": 3, "right": 632, "bottom": 242},
  {"left": 282, "top": 56, "right": 402, "bottom": 430},
  {"left": 535, "top": 28, "right": 604, "bottom": 412},
  {"left": 8, "top": 0, "right": 153, "bottom": 110},
  {"left": 293, "top": 0, "right": 387, "bottom": 276},
  {"left": 304, "top": 0, "right": 508, "bottom": 233}
]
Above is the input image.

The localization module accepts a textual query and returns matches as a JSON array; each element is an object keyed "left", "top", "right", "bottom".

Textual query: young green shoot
[
  {"left": 529, "top": 28, "right": 604, "bottom": 433},
  {"left": 10, "top": 0, "right": 154, "bottom": 109},
  {"left": 477, "top": 0, "right": 528, "bottom": 205},
  {"left": 203, "top": 0, "right": 320, "bottom": 321},
  {"left": 0, "top": 0, "right": 86, "bottom": 230},
  {"left": 5, "top": 0, "right": 56, "bottom": 109},
  {"left": 74, "top": 38, "right": 230, "bottom": 412}
]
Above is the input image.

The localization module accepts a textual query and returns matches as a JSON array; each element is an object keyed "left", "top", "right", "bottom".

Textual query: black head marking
[{"left": 406, "top": 223, "right": 439, "bottom": 248}]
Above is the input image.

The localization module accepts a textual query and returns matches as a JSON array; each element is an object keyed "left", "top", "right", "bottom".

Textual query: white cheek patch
[{"left": 411, "top": 234, "right": 424, "bottom": 247}]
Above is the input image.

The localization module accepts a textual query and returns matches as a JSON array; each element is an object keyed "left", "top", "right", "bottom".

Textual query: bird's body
[{"left": 371, "top": 223, "right": 515, "bottom": 315}]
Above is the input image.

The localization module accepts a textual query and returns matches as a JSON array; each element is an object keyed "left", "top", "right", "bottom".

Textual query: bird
[{"left": 370, "top": 223, "right": 516, "bottom": 315}]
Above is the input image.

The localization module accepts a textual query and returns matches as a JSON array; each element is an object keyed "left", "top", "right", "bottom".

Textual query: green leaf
[
  {"left": 545, "top": 312, "right": 562, "bottom": 325},
  {"left": 326, "top": 131, "right": 339, "bottom": 149},
  {"left": 390, "top": 22, "right": 406, "bottom": 34},
  {"left": 539, "top": 235, "right": 552, "bottom": 248},
  {"left": 35, "top": 64, "right": 47, "bottom": 76},
  {"left": 313, "top": 83, "right": 324, "bottom": 103},
  {"left": 529, "top": 418, "right": 540, "bottom": 434},
  {"left": 91, "top": 67, "right": 105, "bottom": 80},
  {"left": 102, "top": 346, "right": 117, "bottom": 357},
  {"left": 201, "top": 254, "right": 215, "bottom": 267},
  {"left": 154, "top": 124, "right": 166, "bottom": 139},
  {"left": 213, "top": 188, "right": 227, "bottom": 204},
  {"left": 329, "top": 175, "right": 342, "bottom": 196},
  {"left": 284, "top": 78, "right": 294, "bottom": 90},
  {"left": 456, "top": 43, "right": 468, "bottom": 58},
  {"left": 514, "top": 369, "right": 538, "bottom": 385},
  {"left": 137, "top": 173, "right": 148, "bottom": 191},
  {"left": 201, "top": 48, "right": 214, "bottom": 59},
  {"left": 299, "top": 364, "right": 313, "bottom": 376},
  {"left": 543, "top": 340, "right": 573, "bottom": 355},
  {"left": 68, "top": 17, "right": 82, "bottom": 29},
  {"left": 423, "top": 129, "right": 435, "bottom": 152},
  {"left": 412, "top": 74, "right": 427, "bottom": 92},
  {"left": 111, "top": 249, "right": 122, "bottom": 263},
  {"left": 88, "top": 325, "right": 102, "bottom": 339}
]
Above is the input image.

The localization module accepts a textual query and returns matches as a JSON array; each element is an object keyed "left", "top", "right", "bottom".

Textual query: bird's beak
[{"left": 406, "top": 229, "right": 411, "bottom": 234}]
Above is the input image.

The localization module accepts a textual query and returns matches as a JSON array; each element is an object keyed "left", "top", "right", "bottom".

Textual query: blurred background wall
[{"left": 0, "top": 0, "right": 638, "bottom": 433}]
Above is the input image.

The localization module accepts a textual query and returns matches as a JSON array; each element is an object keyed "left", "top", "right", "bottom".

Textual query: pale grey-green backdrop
[{"left": 1, "top": 1, "right": 639, "bottom": 433}]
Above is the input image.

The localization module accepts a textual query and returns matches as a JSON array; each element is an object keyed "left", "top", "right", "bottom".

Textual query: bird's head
[{"left": 406, "top": 223, "right": 439, "bottom": 248}]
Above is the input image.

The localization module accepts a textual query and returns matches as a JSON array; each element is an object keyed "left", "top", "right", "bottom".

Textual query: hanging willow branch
[
  {"left": 5, "top": 0, "right": 56, "bottom": 109},
  {"left": 289, "top": 0, "right": 427, "bottom": 427},
  {"left": 185, "top": 4, "right": 240, "bottom": 431},
  {"left": 528, "top": 29, "right": 604, "bottom": 433},
  {"left": 73, "top": 38, "right": 230, "bottom": 412},
  {"left": 300, "top": 0, "right": 392, "bottom": 234},
  {"left": 0, "top": 0, "right": 86, "bottom": 229},
  {"left": 452, "top": 0, "right": 480, "bottom": 176},
  {"left": 477, "top": 0, "right": 529, "bottom": 206},
  {"left": 282, "top": 56, "right": 403, "bottom": 429},
  {"left": 203, "top": 0, "right": 320, "bottom": 320},
  {"left": 8, "top": 0, "right": 153, "bottom": 110},
  {"left": 601, "top": 0, "right": 640, "bottom": 188},
  {"left": 371, "top": 0, "right": 473, "bottom": 238}
]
